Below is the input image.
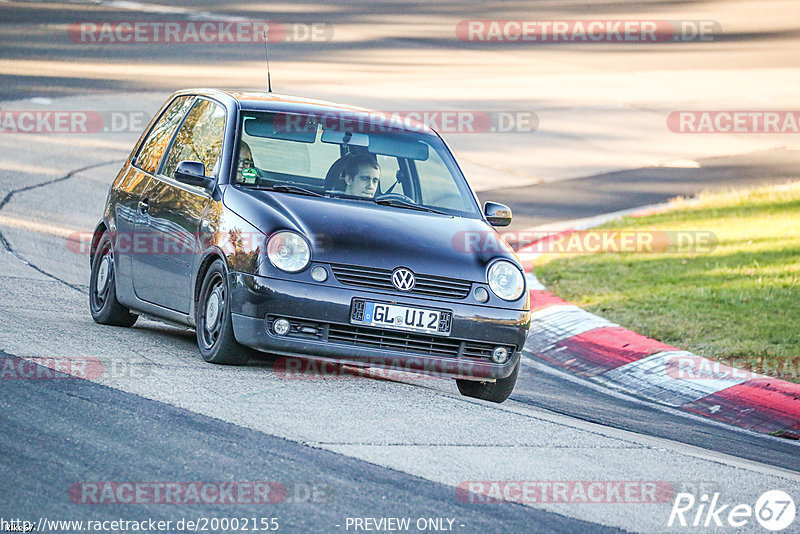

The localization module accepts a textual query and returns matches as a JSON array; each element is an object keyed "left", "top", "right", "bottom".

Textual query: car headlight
[
  {"left": 267, "top": 231, "right": 310, "bottom": 273},
  {"left": 487, "top": 260, "right": 525, "bottom": 301}
]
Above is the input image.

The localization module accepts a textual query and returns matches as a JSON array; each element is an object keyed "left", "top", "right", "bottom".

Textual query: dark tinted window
[
  {"left": 162, "top": 99, "right": 226, "bottom": 179},
  {"left": 135, "top": 96, "right": 194, "bottom": 174}
]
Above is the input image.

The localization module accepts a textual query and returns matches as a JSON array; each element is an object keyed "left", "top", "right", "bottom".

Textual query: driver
[{"left": 342, "top": 154, "right": 380, "bottom": 198}]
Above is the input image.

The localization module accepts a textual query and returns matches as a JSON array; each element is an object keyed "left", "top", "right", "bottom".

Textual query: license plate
[{"left": 351, "top": 300, "right": 452, "bottom": 336}]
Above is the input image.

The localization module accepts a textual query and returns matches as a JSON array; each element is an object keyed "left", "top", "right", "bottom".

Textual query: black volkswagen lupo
[{"left": 89, "top": 89, "right": 530, "bottom": 402}]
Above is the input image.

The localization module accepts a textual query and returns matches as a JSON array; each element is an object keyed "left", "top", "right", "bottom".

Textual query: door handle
[{"left": 138, "top": 199, "right": 150, "bottom": 214}]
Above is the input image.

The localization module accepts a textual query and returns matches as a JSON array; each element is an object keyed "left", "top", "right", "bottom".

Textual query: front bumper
[{"left": 229, "top": 272, "right": 530, "bottom": 380}]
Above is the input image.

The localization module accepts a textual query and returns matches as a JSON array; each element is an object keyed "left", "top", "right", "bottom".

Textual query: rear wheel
[
  {"left": 456, "top": 359, "right": 519, "bottom": 403},
  {"left": 89, "top": 231, "right": 138, "bottom": 327},
  {"left": 196, "top": 259, "right": 253, "bottom": 365}
]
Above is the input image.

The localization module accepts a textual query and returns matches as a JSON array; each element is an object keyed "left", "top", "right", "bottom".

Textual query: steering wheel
[{"left": 374, "top": 192, "right": 416, "bottom": 204}]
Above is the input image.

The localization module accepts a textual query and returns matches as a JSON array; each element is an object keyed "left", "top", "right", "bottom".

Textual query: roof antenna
[{"left": 263, "top": 30, "right": 272, "bottom": 92}]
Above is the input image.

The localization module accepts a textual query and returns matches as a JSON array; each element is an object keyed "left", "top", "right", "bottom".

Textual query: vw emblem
[{"left": 392, "top": 268, "right": 416, "bottom": 291}]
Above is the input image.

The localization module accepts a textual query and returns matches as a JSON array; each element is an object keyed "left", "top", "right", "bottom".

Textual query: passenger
[
  {"left": 238, "top": 142, "right": 257, "bottom": 183},
  {"left": 342, "top": 154, "right": 380, "bottom": 198}
]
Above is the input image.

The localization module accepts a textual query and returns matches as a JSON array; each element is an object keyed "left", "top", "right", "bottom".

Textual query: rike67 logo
[{"left": 668, "top": 490, "right": 796, "bottom": 531}]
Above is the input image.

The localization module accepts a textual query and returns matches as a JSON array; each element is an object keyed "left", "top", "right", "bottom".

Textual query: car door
[
  {"left": 131, "top": 98, "right": 226, "bottom": 313},
  {"left": 114, "top": 95, "right": 196, "bottom": 303}
]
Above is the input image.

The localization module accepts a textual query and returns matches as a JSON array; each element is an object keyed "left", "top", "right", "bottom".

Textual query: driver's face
[{"left": 345, "top": 164, "right": 380, "bottom": 198}]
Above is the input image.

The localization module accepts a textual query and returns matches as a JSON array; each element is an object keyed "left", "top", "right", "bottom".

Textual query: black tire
[
  {"left": 89, "top": 231, "right": 138, "bottom": 327},
  {"left": 456, "top": 359, "right": 519, "bottom": 403},
  {"left": 195, "top": 259, "right": 252, "bottom": 365}
]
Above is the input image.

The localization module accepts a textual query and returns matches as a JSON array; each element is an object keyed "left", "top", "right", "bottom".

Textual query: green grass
[{"left": 535, "top": 182, "right": 800, "bottom": 382}]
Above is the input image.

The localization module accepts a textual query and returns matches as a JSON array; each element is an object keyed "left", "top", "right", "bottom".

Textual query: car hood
[{"left": 223, "top": 187, "right": 519, "bottom": 282}]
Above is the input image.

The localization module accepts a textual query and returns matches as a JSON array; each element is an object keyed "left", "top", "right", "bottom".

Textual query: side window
[
  {"left": 415, "top": 148, "right": 469, "bottom": 211},
  {"left": 135, "top": 96, "right": 194, "bottom": 175},
  {"left": 162, "top": 99, "right": 226, "bottom": 179}
]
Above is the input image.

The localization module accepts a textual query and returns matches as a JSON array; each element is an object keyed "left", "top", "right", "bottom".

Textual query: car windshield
[{"left": 234, "top": 111, "right": 480, "bottom": 217}]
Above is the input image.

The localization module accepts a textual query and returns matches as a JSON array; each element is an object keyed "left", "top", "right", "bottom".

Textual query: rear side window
[
  {"left": 162, "top": 99, "right": 226, "bottom": 179},
  {"left": 135, "top": 96, "right": 194, "bottom": 175}
]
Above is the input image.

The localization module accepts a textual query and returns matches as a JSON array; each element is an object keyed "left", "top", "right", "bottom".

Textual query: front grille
[
  {"left": 330, "top": 263, "right": 471, "bottom": 299},
  {"left": 327, "top": 323, "right": 512, "bottom": 360}
]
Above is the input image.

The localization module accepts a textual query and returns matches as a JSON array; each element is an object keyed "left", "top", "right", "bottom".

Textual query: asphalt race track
[{"left": 1, "top": 1, "right": 799, "bottom": 533}]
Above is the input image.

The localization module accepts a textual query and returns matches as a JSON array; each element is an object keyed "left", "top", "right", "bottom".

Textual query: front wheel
[
  {"left": 456, "top": 359, "right": 519, "bottom": 403},
  {"left": 195, "top": 259, "right": 252, "bottom": 365},
  {"left": 89, "top": 231, "right": 138, "bottom": 327}
]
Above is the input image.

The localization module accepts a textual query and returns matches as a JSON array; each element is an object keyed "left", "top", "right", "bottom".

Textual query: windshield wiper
[
  {"left": 326, "top": 192, "right": 373, "bottom": 201},
  {"left": 373, "top": 197, "right": 447, "bottom": 215},
  {"left": 241, "top": 183, "right": 325, "bottom": 198}
]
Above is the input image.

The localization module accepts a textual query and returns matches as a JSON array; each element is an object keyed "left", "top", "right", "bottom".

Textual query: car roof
[{"left": 178, "top": 88, "right": 436, "bottom": 136}]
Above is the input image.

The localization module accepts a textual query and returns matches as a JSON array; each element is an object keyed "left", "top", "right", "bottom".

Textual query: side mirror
[
  {"left": 174, "top": 160, "right": 214, "bottom": 191},
  {"left": 484, "top": 201, "right": 512, "bottom": 227}
]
